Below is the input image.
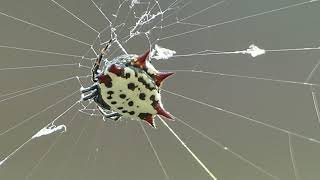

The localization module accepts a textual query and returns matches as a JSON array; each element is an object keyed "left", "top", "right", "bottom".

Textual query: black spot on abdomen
[
  {"left": 128, "top": 101, "right": 134, "bottom": 106},
  {"left": 138, "top": 76, "right": 155, "bottom": 90},
  {"left": 138, "top": 113, "right": 152, "bottom": 120},
  {"left": 127, "top": 83, "right": 136, "bottom": 91},
  {"left": 107, "top": 91, "right": 114, "bottom": 94},
  {"left": 139, "top": 93, "right": 146, "bottom": 100},
  {"left": 150, "top": 95, "right": 155, "bottom": 101},
  {"left": 119, "top": 94, "right": 126, "bottom": 99},
  {"left": 124, "top": 73, "right": 131, "bottom": 79},
  {"left": 150, "top": 95, "right": 157, "bottom": 106}
]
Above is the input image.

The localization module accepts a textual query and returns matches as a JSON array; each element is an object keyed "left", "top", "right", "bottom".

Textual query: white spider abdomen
[{"left": 97, "top": 50, "right": 174, "bottom": 127}]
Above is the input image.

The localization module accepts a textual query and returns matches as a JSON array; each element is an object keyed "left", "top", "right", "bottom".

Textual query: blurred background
[{"left": 0, "top": 0, "right": 320, "bottom": 179}]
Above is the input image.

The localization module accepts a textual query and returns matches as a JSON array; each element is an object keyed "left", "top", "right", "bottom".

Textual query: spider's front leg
[
  {"left": 80, "top": 83, "right": 99, "bottom": 101},
  {"left": 81, "top": 88, "right": 99, "bottom": 101},
  {"left": 80, "top": 83, "right": 99, "bottom": 93},
  {"left": 92, "top": 39, "right": 113, "bottom": 82}
]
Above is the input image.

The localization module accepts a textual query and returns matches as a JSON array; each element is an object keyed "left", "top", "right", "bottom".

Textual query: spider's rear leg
[
  {"left": 81, "top": 89, "right": 98, "bottom": 101},
  {"left": 97, "top": 106, "right": 122, "bottom": 121},
  {"left": 112, "top": 115, "right": 121, "bottom": 121},
  {"left": 104, "top": 112, "right": 121, "bottom": 120}
]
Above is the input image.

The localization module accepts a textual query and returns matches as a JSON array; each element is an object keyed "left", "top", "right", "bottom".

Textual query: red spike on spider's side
[
  {"left": 154, "top": 102, "right": 173, "bottom": 120},
  {"left": 108, "top": 64, "right": 123, "bottom": 76},
  {"left": 155, "top": 72, "right": 175, "bottom": 86},
  {"left": 134, "top": 49, "right": 150, "bottom": 68},
  {"left": 97, "top": 74, "right": 111, "bottom": 86},
  {"left": 145, "top": 115, "right": 156, "bottom": 127}
]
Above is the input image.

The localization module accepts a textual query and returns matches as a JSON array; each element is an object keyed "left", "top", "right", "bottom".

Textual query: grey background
[{"left": 0, "top": 0, "right": 320, "bottom": 180}]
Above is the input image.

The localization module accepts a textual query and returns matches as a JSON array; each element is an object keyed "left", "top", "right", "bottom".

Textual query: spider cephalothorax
[{"left": 81, "top": 40, "right": 174, "bottom": 127}]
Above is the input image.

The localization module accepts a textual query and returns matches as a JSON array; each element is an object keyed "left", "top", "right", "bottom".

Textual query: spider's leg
[
  {"left": 92, "top": 39, "right": 114, "bottom": 82},
  {"left": 112, "top": 115, "right": 121, "bottom": 121},
  {"left": 93, "top": 93, "right": 111, "bottom": 110},
  {"left": 104, "top": 112, "right": 121, "bottom": 119},
  {"left": 81, "top": 89, "right": 98, "bottom": 101},
  {"left": 80, "top": 83, "right": 99, "bottom": 93},
  {"left": 97, "top": 106, "right": 122, "bottom": 121},
  {"left": 91, "top": 54, "right": 103, "bottom": 82}
]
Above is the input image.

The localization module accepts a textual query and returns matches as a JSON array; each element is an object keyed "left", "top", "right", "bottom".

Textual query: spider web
[{"left": 0, "top": 0, "right": 320, "bottom": 179}]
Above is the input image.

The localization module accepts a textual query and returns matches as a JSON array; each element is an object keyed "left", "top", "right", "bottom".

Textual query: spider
[{"left": 81, "top": 39, "right": 174, "bottom": 127}]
